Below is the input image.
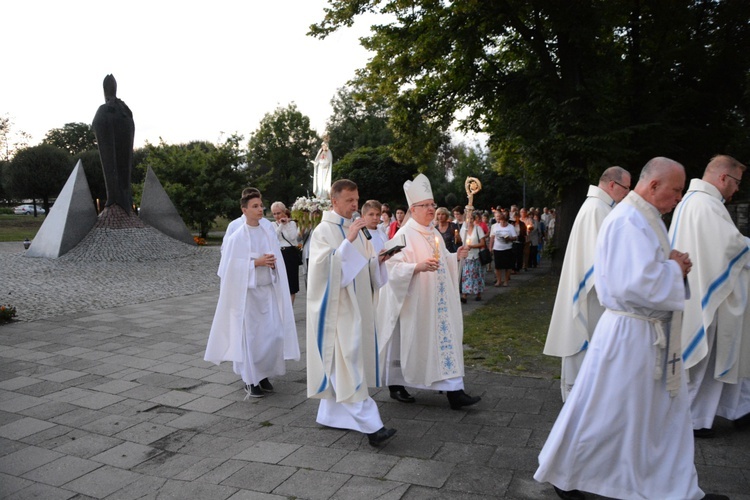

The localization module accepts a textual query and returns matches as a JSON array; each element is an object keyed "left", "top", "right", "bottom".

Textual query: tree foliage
[
  {"left": 326, "top": 86, "right": 394, "bottom": 160},
  {"left": 43, "top": 122, "right": 97, "bottom": 156},
  {"left": 72, "top": 149, "right": 107, "bottom": 204},
  {"left": 143, "top": 135, "right": 245, "bottom": 238},
  {"left": 311, "top": 0, "right": 750, "bottom": 263},
  {"left": 4, "top": 144, "right": 72, "bottom": 213},
  {"left": 246, "top": 104, "right": 320, "bottom": 206},
  {"left": 0, "top": 114, "right": 31, "bottom": 162},
  {"left": 333, "top": 146, "right": 418, "bottom": 205}
]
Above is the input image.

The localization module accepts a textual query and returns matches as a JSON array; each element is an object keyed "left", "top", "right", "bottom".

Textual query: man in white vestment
[
  {"left": 221, "top": 188, "right": 274, "bottom": 253},
  {"left": 534, "top": 158, "right": 733, "bottom": 500},
  {"left": 306, "top": 179, "right": 396, "bottom": 446},
  {"left": 668, "top": 154, "right": 750, "bottom": 437},
  {"left": 543, "top": 166, "right": 631, "bottom": 400},
  {"left": 377, "top": 174, "right": 481, "bottom": 409},
  {"left": 205, "top": 190, "right": 300, "bottom": 399}
]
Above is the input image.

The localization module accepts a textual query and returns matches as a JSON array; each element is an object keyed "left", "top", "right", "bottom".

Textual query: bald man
[
  {"left": 535, "top": 158, "right": 728, "bottom": 500},
  {"left": 543, "top": 166, "right": 632, "bottom": 400}
]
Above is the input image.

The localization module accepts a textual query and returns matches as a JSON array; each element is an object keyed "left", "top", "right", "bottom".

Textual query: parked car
[{"left": 13, "top": 204, "right": 45, "bottom": 215}]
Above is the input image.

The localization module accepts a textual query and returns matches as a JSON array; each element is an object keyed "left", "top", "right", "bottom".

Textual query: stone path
[{"left": 0, "top": 245, "right": 748, "bottom": 499}]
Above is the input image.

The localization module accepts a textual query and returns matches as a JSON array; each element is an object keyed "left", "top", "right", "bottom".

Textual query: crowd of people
[{"left": 202, "top": 155, "right": 747, "bottom": 500}]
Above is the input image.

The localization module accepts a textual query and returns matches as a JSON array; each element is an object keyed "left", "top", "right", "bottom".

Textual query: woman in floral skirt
[{"left": 460, "top": 212, "right": 487, "bottom": 302}]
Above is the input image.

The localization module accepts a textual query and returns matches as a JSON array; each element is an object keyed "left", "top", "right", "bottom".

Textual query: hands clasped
[
  {"left": 255, "top": 253, "right": 276, "bottom": 269},
  {"left": 669, "top": 250, "right": 692, "bottom": 278}
]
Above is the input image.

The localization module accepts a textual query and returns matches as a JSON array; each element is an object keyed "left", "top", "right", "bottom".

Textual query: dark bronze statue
[{"left": 92, "top": 75, "right": 135, "bottom": 213}]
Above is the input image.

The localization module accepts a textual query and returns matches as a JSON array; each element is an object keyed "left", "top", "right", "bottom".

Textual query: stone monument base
[{"left": 58, "top": 204, "right": 200, "bottom": 263}]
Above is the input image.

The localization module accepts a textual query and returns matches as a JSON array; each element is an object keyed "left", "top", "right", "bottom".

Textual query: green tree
[
  {"left": 5, "top": 144, "right": 73, "bottom": 214},
  {"left": 0, "top": 114, "right": 31, "bottom": 161},
  {"left": 246, "top": 104, "right": 320, "bottom": 205},
  {"left": 143, "top": 135, "right": 245, "bottom": 238},
  {"left": 326, "top": 86, "right": 394, "bottom": 160},
  {"left": 311, "top": 1, "right": 750, "bottom": 265},
  {"left": 43, "top": 122, "right": 97, "bottom": 156},
  {"left": 73, "top": 149, "right": 107, "bottom": 205},
  {"left": 333, "top": 146, "right": 418, "bottom": 205}
]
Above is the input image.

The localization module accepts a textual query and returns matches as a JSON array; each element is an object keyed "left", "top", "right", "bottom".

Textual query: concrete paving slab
[
  {"left": 232, "top": 440, "right": 300, "bottom": 464},
  {"left": 273, "top": 468, "right": 351, "bottom": 499},
  {"left": 0, "top": 445, "right": 63, "bottom": 476},
  {"left": 62, "top": 464, "right": 143, "bottom": 498},
  {"left": 90, "top": 441, "right": 161, "bottom": 468},
  {"left": 331, "top": 476, "right": 409, "bottom": 499},
  {"left": 221, "top": 461, "right": 297, "bottom": 493},
  {"left": 21, "top": 454, "right": 102, "bottom": 486},
  {"left": 0, "top": 417, "right": 57, "bottom": 440},
  {"left": 385, "top": 457, "right": 455, "bottom": 488}
]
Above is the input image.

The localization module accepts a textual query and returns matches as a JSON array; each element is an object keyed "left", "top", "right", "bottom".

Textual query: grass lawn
[
  {"left": 0, "top": 214, "right": 45, "bottom": 242},
  {"left": 463, "top": 272, "right": 560, "bottom": 379}
]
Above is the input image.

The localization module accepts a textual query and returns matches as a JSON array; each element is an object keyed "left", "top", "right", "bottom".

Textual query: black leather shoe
[
  {"left": 553, "top": 486, "right": 585, "bottom": 500},
  {"left": 367, "top": 427, "right": 396, "bottom": 446},
  {"left": 702, "top": 494, "right": 730, "bottom": 500},
  {"left": 694, "top": 427, "right": 715, "bottom": 438},
  {"left": 389, "top": 385, "right": 416, "bottom": 403},
  {"left": 446, "top": 389, "right": 481, "bottom": 410}
]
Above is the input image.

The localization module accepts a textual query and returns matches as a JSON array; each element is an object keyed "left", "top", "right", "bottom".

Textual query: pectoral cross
[{"left": 667, "top": 352, "right": 681, "bottom": 375}]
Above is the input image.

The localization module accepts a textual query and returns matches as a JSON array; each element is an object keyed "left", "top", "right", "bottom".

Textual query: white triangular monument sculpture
[
  {"left": 26, "top": 160, "right": 98, "bottom": 258},
  {"left": 139, "top": 166, "right": 196, "bottom": 245}
]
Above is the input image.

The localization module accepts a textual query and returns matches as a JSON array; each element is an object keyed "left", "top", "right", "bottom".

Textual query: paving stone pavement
[{"left": 0, "top": 245, "right": 748, "bottom": 499}]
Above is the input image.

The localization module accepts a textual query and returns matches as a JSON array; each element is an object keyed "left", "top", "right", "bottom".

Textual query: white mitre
[{"left": 404, "top": 173, "right": 434, "bottom": 206}]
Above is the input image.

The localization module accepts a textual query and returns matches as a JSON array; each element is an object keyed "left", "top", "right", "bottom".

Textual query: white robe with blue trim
[
  {"left": 543, "top": 185, "right": 615, "bottom": 400},
  {"left": 668, "top": 178, "right": 750, "bottom": 427},
  {"left": 306, "top": 210, "right": 386, "bottom": 405}
]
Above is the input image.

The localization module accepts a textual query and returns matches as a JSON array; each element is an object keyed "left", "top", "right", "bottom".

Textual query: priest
[
  {"left": 377, "top": 174, "right": 481, "bottom": 410},
  {"left": 306, "top": 179, "right": 396, "bottom": 446},
  {"left": 205, "top": 190, "right": 300, "bottom": 399},
  {"left": 543, "top": 166, "right": 631, "bottom": 400},
  {"left": 535, "top": 158, "right": 730, "bottom": 500},
  {"left": 668, "top": 154, "right": 750, "bottom": 437}
]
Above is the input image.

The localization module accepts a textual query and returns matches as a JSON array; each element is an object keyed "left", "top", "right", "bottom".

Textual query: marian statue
[
  {"left": 311, "top": 138, "right": 332, "bottom": 199},
  {"left": 92, "top": 74, "right": 135, "bottom": 213}
]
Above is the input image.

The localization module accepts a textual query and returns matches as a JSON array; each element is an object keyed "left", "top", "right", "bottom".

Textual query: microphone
[{"left": 352, "top": 211, "right": 372, "bottom": 240}]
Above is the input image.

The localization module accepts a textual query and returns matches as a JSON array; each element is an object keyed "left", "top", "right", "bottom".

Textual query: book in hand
[{"left": 382, "top": 234, "right": 406, "bottom": 256}]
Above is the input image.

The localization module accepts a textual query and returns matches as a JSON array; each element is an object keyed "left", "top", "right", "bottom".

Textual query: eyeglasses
[
  {"left": 613, "top": 180, "right": 630, "bottom": 191},
  {"left": 412, "top": 203, "right": 437, "bottom": 209},
  {"left": 725, "top": 173, "right": 742, "bottom": 186}
]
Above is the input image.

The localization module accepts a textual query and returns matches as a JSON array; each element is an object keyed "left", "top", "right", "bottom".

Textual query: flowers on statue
[
  {"left": 0, "top": 304, "right": 18, "bottom": 323},
  {"left": 291, "top": 196, "right": 331, "bottom": 214},
  {"left": 193, "top": 236, "right": 207, "bottom": 246},
  {"left": 291, "top": 196, "right": 331, "bottom": 233}
]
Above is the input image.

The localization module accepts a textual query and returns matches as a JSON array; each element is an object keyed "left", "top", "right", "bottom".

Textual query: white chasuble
[
  {"left": 669, "top": 178, "right": 750, "bottom": 426},
  {"left": 306, "top": 211, "right": 386, "bottom": 404},
  {"left": 535, "top": 192, "right": 702, "bottom": 500},
  {"left": 377, "top": 218, "right": 464, "bottom": 387},
  {"left": 205, "top": 222, "right": 300, "bottom": 383},
  {"left": 543, "top": 185, "right": 615, "bottom": 400}
]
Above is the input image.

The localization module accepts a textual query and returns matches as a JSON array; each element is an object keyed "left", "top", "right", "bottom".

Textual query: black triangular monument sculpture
[
  {"left": 139, "top": 166, "right": 196, "bottom": 246},
  {"left": 26, "top": 160, "right": 98, "bottom": 258}
]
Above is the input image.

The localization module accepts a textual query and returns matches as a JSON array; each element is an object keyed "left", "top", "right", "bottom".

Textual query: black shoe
[
  {"left": 702, "top": 494, "right": 730, "bottom": 500},
  {"left": 554, "top": 486, "right": 585, "bottom": 500},
  {"left": 475, "top": 295, "right": 482, "bottom": 301},
  {"left": 446, "top": 389, "right": 481, "bottom": 410},
  {"left": 694, "top": 427, "right": 715, "bottom": 438},
  {"left": 460, "top": 297, "right": 467, "bottom": 304},
  {"left": 367, "top": 427, "right": 396, "bottom": 446},
  {"left": 389, "top": 385, "right": 416, "bottom": 403},
  {"left": 244, "top": 384, "right": 264, "bottom": 400},
  {"left": 259, "top": 378, "right": 274, "bottom": 392},
  {"left": 733, "top": 411, "right": 750, "bottom": 429}
]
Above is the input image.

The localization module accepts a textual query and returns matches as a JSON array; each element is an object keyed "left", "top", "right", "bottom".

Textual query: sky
[{"left": 2, "top": 0, "right": 381, "bottom": 149}]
